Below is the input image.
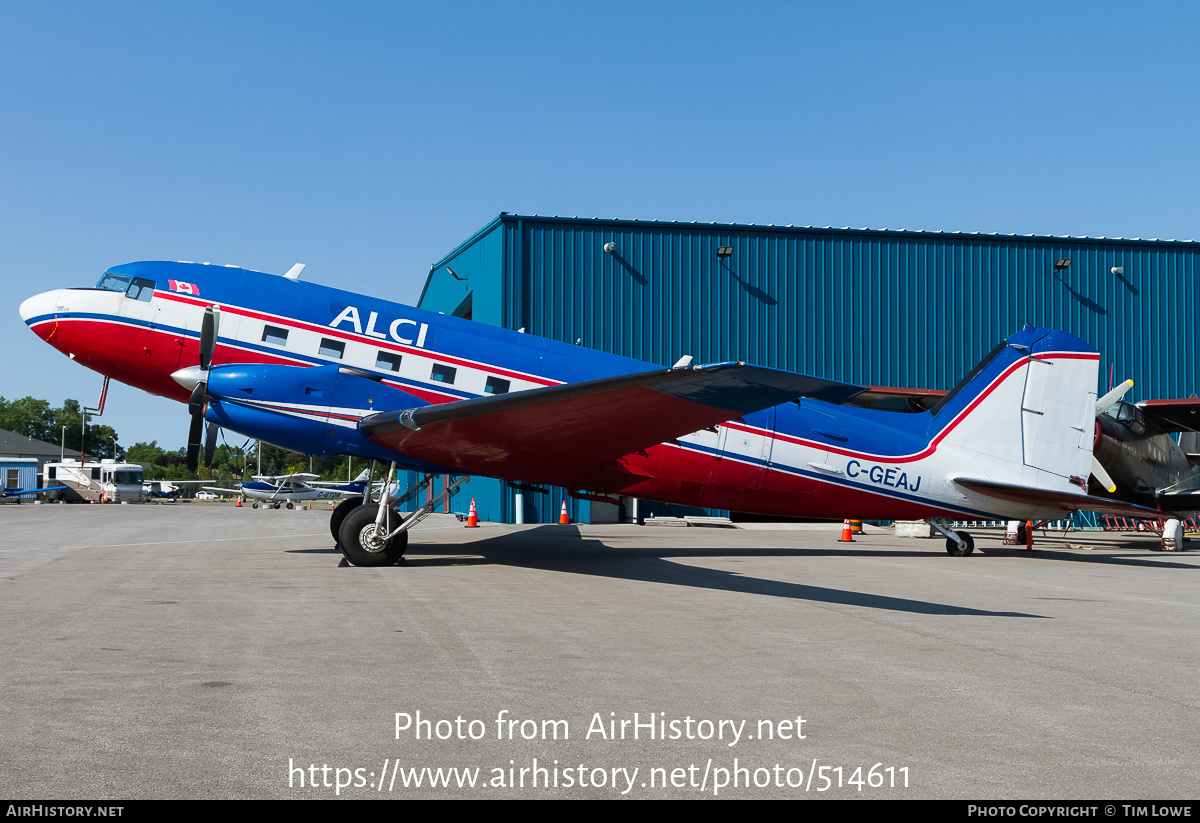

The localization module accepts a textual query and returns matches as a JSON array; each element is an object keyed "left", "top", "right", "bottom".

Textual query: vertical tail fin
[{"left": 935, "top": 326, "right": 1099, "bottom": 493}]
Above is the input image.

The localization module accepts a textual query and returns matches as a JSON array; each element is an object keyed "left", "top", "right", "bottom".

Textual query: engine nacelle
[{"left": 202, "top": 363, "right": 442, "bottom": 467}]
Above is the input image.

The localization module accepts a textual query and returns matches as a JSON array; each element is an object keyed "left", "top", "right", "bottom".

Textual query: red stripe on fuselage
[
  {"left": 618, "top": 442, "right": 979, "bottom": 520},
  {"left": 32, "top": 317, "right": 462, "bottom": 406},
  {"left": 724, "top": 351, "right": 1099, "bottom": 462},
  {"left": 155, "top": 290, "right": 560, "bottom": 387}
]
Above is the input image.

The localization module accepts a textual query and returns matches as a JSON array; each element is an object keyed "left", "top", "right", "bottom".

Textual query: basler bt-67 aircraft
[{"left": 19, "top": 260, "right": 1150, "bottom": 566}]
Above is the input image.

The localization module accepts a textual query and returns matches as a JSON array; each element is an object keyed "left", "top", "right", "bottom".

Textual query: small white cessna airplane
[
  {"left": 205, "top": 469, "right": 374, "bottom": 509},
  {"left": 19, "top": 260, "right": 1159, "bottom": 566}
]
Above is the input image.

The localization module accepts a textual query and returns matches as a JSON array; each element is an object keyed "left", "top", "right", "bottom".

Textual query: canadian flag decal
[{"left": 168, "top": 280, "right": 199, "bottom": 296}]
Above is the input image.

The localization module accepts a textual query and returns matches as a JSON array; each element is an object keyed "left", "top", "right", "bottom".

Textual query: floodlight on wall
[
  {"left": 1053, "top": 258, "right": 1072, "bottom": 272},
  {"left": 1111, "top": 266, "right": 1124, "bottom": 275},
  {"left": 446, "top": 267, "right": 466, "bottom": 281},
  {"left": 603, "top": 242, "right": 616, "bottom": 254},
  {"left": 716, "top": 246, "right": 734, "bottom": 259}
]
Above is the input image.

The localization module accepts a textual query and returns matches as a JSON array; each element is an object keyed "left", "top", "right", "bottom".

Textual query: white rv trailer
[{"left": 42, "top": 459, "right": 145, "bottom": 503}]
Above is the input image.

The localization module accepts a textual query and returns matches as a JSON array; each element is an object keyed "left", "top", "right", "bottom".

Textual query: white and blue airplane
[
  {"left": 19, "top": 260, "right": 1153, "bottom": 566},
  {"left": 204, "top": 469, "right": 375, "bottom": 509}
]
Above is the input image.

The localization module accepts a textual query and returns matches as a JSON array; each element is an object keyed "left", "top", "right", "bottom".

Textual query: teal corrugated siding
[{"left": 420, "top": 215, "right": 1200, "bottom": 523}]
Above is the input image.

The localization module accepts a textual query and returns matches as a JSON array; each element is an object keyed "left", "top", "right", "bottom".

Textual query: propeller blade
[
  {"left": 188, "top": 381, "right": 207, "bottom": 416},
  {"left": 1091, "top": 455, "right": 1117, "bottom": 493},
  {"left": 186, "top": 413, "right": 204, "bottom": 472},
  {"left": 199, "top": 306, "right": 220, "bottom": 370},
  {"left": 204, "top": 422, "right": 220, "bottom": 468},
  {"left": 1097, "top": 379, "right": 1134, "bottom": 416}
]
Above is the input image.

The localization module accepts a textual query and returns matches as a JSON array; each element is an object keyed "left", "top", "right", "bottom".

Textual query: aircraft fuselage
[{"left": 20, "top": 261, "right": 1100, "bottom": 523}]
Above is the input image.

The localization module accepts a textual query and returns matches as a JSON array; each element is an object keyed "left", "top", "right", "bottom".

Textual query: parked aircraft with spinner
[{"left": 20, "top": 260, "right": 1152, "bottom": 565}]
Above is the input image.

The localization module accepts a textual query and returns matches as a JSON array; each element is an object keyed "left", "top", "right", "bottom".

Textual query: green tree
[
  {"left": 0, "top": 396, "right": 57, "bottom": 442},
  {"left": 0, "top": 395, "right": 121, "bottom": 458}
]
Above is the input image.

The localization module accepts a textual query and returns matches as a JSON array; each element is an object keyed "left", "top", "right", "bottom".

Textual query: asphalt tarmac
[{"left": 1, "top": 503, "right": 1196, "bottom": 799}]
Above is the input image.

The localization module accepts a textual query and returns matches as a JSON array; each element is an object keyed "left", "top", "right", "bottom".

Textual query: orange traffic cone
[
  {"left": 838, "top": 519, "right": 855, "bottom": 543},
  {"left": 559, "top": 500, "right": 570, "bottom": 524},
  {"left": 236, "top": 498, "right": 242, "bottom": 507},
  {"left": 466, "top": 498, "right": 479, "bottom": 528}
]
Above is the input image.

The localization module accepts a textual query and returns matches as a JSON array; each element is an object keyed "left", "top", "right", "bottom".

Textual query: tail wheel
[
  {"left": 945, "top": 531, "right": 975, "bottom": 556},
  {"left": 338, "top": 505, "right": 408, "bottom": 567}
]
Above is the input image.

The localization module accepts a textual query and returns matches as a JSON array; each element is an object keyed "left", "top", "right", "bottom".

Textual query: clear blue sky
[{"left": 3, "top": 1, "right": 1198, "bottom": 451}]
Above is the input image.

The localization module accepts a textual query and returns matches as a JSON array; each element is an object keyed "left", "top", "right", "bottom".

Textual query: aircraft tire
[
  {"left": 329, "top": 497, "right": 363, "bottom": 544},
  {"left": 338, "top": 505, "right": 408, "bottom": 567},
  {"left": 273, "top": 502, "right": 281, "bottom": 509},
  {"left": 945, "top": 531, "right": 974, "bottom": 556},
  {"left": 285, "top": 502, "right": 294, "bottom": 510},
  {"left": 252, "top": 502, "right": 259, "bottom": 509}
]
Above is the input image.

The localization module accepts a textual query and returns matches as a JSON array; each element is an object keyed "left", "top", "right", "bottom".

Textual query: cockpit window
[
  {"left": 1114, "top": 401, "right": 1146, "bottom": 434},
  {"left": 95, "top": 273, "right": 132, "bottom": 292},
  {"left": 125, "top": 278, "right": 155, "bottom": 302}
]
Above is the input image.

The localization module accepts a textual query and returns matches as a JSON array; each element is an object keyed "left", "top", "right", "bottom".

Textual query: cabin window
[
  {"left": 319, "top": 338, "right": 345, "bottom": 359},
  {"left": 6, "top": 470, "right": 17, "bottom": 489},
  {"left": 305, "top": 387, "right": 324, "bottom": 397},
  {"left": 485, "top": 377, "right": 510, "bottom": 395},
  {"left": 90, "top": 468, "right": 100, "bottom": 480},
  {"left": 262, "top": 325, "right": 289, "bottom": 346},
  {"left": 431, "top": 364, "right": 457, "bottom": 384},
  {"left": 48, "top": 467, "right": 56, "bottom": 479},
  {"left": 95, "top": 273, "right": 132, "bottom": 292},
  {"left": 376, "top": 351, "right": 402, "bottom": 372},
  {"left": 125, "top": 277, "right": 155, "bottom": 302}
]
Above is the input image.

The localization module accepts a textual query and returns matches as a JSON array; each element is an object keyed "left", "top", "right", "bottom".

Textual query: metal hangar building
[{"left": 413, "top": 213, "right": 1200, "bottom": 524}]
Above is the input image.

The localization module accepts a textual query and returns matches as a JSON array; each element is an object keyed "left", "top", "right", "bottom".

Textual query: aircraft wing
[
  {"left": 360, "top": 362, "right": 865, "bottom": 486},
  {"left": 3, "top": 484, "right": 69, "bottom": 498},
  {"left": 849, "top": 385, "right": 948, "bottom": 413},
  {"left": 201, "top": 487, "right": 243, "bottom": 495},
  {"left": 1137, "top": 398, "right": 1200, "bottom": 433},
  {"left": 952, "top": 477, "right": 1170, "bottom": 519}
]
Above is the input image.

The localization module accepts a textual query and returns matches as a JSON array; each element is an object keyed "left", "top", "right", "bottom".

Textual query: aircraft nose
[{"left": 18, "top": 289, "right": 62, "bottom": 325}]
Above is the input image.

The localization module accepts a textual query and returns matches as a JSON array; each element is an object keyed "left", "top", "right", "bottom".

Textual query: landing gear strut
[{"left": 335, "top": 463, "right": 468, "bottom": 567}]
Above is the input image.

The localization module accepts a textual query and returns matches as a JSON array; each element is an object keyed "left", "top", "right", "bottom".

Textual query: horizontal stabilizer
[
  {"left": 952, "top": 476, "right": 1166, "bottom": 519},
  {"left": 360, "top": 362, "right": 865, "bottom": 486}
]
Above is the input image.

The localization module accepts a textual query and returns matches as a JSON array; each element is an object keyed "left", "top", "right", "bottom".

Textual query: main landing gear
[
  {"left": 334, "top": 462, "right": 468, "bottom": 567},
  {"left": 339, "top": 504, "right": 408, "bottom": 566},
  {"left": 927, "top": 519, "right": 975, "bottom": 556}
]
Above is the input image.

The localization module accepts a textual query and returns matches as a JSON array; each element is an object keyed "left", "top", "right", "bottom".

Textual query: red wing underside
[{"left": 359, "top": 363, "right": 865, "bottom": 489}]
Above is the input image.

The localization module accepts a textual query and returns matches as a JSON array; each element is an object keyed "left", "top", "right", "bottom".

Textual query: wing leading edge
[{"left": 359, "top": 362, "right": 865, "bottom": 487}]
